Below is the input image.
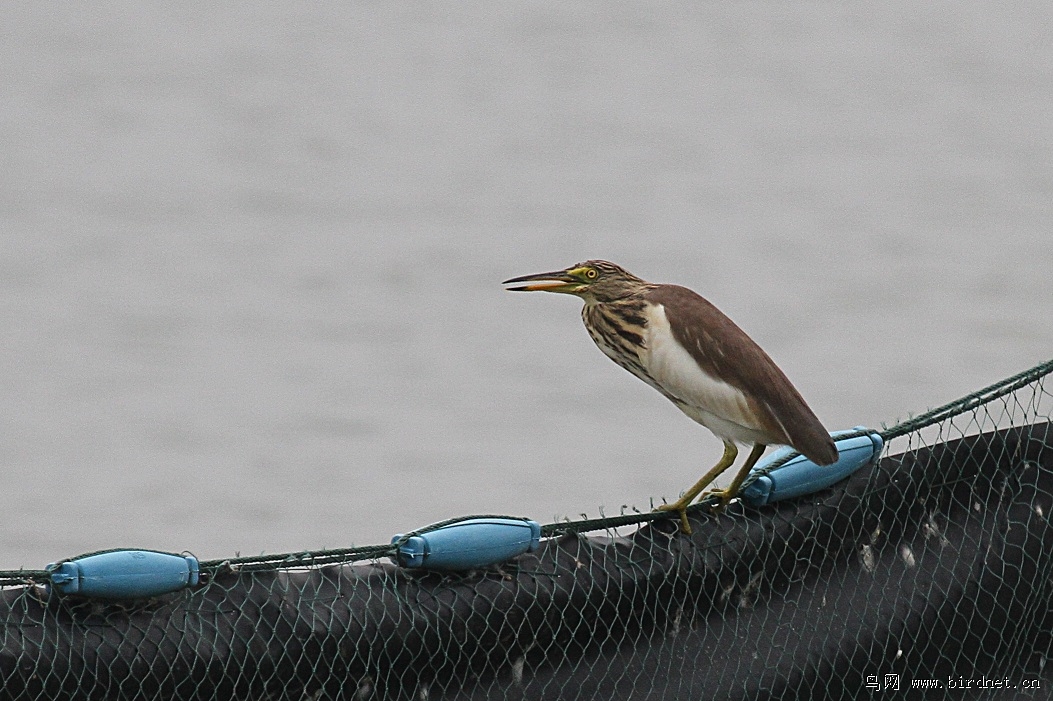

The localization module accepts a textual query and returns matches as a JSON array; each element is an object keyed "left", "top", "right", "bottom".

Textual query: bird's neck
[
  {"left": 581, "top": 285, "right": 651, "bottom": 309},
  {"left": 580, "top": 296, "right": 652, "bottom": 380}
]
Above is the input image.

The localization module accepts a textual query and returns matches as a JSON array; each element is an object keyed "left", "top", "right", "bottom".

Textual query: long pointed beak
[{"left": 502, "top": 270, "right": 583, "bottom": 293}]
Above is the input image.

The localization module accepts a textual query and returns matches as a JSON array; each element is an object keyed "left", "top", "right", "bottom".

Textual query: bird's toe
[
  {"left": 699, "top": 489, "right": 735, "bottom": 513},
  {"left": 656, "top": 502, "right": 693, "bottom": 534}
]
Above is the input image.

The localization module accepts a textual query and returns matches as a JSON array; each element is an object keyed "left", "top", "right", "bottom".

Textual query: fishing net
[{"left": 2, "top": 359, "right": 1052, "bottom": 700}]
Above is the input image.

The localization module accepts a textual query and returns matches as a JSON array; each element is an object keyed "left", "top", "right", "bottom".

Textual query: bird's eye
[{"left": 585, "top": 268, "right": 598, "bottom": 279}]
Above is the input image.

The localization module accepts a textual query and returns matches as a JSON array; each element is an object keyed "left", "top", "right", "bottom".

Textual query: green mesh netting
[{"left": 2, "top": 359, "right": 1052, "bottom": 700}]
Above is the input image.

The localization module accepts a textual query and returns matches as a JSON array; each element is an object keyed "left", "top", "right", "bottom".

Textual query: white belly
[{"left": 641, "top": 303, "right": 773, "bottom": 446}]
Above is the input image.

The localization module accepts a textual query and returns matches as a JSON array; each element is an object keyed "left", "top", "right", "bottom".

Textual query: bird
[{"left": 503, "top": 260, "right": 837, "bottom": 534}]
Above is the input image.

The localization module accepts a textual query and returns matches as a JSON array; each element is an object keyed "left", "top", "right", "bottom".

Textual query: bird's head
[{"left": 503, "top": 260, "right": 648, "bottom": 303}]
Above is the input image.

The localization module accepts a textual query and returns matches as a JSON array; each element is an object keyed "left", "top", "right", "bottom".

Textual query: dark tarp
[{"left": 1, "top": 423, "right": 1051, "bottom": 700}]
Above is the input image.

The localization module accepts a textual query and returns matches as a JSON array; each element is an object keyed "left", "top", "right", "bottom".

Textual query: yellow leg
[
  {"left": 656, "top": 441, "right": 738, "bottom": 534},
  {"left": 704, "top": 444, "right": 767, "bottom": 512}
]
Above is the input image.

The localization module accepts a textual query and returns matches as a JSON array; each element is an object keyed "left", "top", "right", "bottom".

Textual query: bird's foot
[
  {"left": 698, "top": 489, "right": 735, "bottom": 513},
  {"left": 656, "top": 501, "right": 693, "bottom": 534}
]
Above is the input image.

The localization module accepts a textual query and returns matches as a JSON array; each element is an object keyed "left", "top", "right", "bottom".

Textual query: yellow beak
[{"left": 502, "top": 269, "right": 584, "bottom": 294}]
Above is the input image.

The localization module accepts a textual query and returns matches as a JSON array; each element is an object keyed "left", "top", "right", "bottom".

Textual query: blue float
[
  {"left": 392, "top": 517, "right": 542, "bottom": 570},
  {"left": 741, "top": 427, "right": 883, "bottom": 506},
  {"left": 47, "top": 550, "right": 200, "bottom": 599}
]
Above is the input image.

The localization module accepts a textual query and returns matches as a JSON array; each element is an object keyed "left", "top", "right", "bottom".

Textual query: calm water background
[{"left": 2, "top": 3, "right": 1051, "bottom": 567}]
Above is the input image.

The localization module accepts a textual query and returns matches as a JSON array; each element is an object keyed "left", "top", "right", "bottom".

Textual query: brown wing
[{"left": 646, "top": 285, "right": 837, "bottom": 465}]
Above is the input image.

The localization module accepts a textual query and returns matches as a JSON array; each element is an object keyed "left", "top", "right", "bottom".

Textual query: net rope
[{"left": 6, "top": 359, "right": 1049, "bottom": 585}]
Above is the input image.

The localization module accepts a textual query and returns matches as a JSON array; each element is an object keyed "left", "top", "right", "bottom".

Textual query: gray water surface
[{"left": 2, "top": 3, "right": 1051, "bottom": 567}]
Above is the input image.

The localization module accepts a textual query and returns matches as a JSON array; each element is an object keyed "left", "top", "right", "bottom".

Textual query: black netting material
[{"left": 2, "top": 362, "right": 1052, "bottom": 700}]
